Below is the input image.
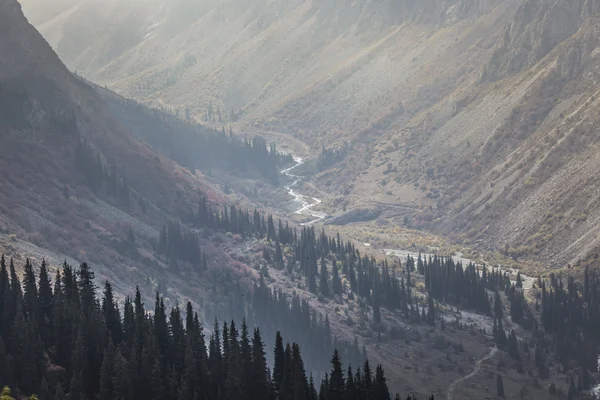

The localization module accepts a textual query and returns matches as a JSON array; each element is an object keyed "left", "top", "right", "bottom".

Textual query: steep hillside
[
  {"left": 402, "top": 0, "right": 600, "bottom": 270},
  {"left": 0, "top": 0, "right": 378, "bottom": 387},
  {"left": 93, "top": 82, "right": 292, "bottom": 185},
  {"left": 20, "top": 0, "right": 600, "bottom": 269},
  {"left": 11, "top": 1, "right": 600, "bottom": 397},
  {"left": 0, "top": 0, "right": 242, "bottom": 309},
  {"left": 18, "top": 0, "right": 513, "bottom": 142}
]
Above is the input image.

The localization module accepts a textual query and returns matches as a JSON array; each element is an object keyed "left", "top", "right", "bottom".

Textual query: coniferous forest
[
  {"left": 10, "top": 0, "right": 600, "bottom": 398},
  {"left": 0, "top": 255, "right": 436, "bottom": 400},
  {"left": 98, "top": 91, "right": 292, "bottom": 185},
  {"left": 2, "top": 204, "right": 600, "bottom": 400},
  {"left": 192, "top": 197, "right": 600, "bottom": 397}
]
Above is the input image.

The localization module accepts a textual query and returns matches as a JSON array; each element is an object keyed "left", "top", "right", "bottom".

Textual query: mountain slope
[
  {"left": 0, "top": 2, "right": 372, "bottom": 387},
  {"left": 18, "top": 0, "right": 514, "bottom": 141},
  {"left": 0, "top": 0, "right": 237, "bottom": 306},
  {"left": 20, "top": 0, "right": 600, "bottom": 270},
  {"left": 3, "top": 2, "right": 594, "bottom": 397}
]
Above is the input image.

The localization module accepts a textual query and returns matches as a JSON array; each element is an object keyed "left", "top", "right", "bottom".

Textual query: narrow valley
[{"left": 3, "top": 0, "right": 600, "bottom": 399}]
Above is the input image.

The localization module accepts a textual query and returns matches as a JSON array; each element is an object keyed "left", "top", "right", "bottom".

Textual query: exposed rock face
[
  {"left": 438, "top": 1, "right": 600, "bottom": 268},
  {"left": 18, "top": 0, "right": 600, "bottom": 268},
  {"left": 312, "top": 0, "right": 503, "bottom": 27},
  {"left": 481, "top": 0, "right": 600, "bottom": 82}
]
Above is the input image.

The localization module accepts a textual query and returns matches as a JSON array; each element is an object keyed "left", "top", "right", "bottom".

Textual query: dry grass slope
[{"left": 19, "top": 0, "right": 600, "bottom": 271}]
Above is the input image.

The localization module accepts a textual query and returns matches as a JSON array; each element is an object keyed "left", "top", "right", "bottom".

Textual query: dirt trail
[{"left": 446, "top": 346, "right": 497, "bottom": 400}]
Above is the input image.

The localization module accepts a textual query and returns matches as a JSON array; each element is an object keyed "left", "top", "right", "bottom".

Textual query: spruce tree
[
  {"left": 507, "top": 330, "right": 520, "bottom": 360},
  {"left": 494, "top": 292, "right": 503, "bottom": 319},
  {"left": 280, "top": 344, "right": 294, "bottom": 400},
  {"left": 373, "top": 365, "right": 390, "bottom": 400},
  {"left": 319, "top": 373, "right": 328, "bottom": 400},
  {"left": 327, "top": 349, "right": 345, "bottom": 400},
  {"left": 250, "top": 328, "right": 269, "bottom": 400},
  {"left": 362, "top": 360, "right": 373, "bottom": 400},
  {"left": 37, "top": 260, "right": 53, "bottom": 343},
  {"left": 183, "top": 337, "right": 196, "bottom": 400},
  {"left": 273, "top": 332, "right": 285, "bottom": 395},
  {"left": 68, "top": 329, "right": 86, "bottom": 400},
  {"left": 496, "top": 374, "right": 505, "bottom": 398},
  {"left": 239, "top": 320, "right": 252, "bottom": 399},
  {"left": 291, "top": 343, "right": 308, "bottom": 400},
  {"left": 22, "top": 259, "right": 39, "bottom": 321},
  {"left": 319, "top": 262, "right": 329, "bottom": 298},
  {"left": 99, "top": 340, "right": 114, "bottom": 400},
  {"left": 150, "top": 359, "right": 163, "bottom": 400},
  {"left": 346, "top": 366, "right": 356, "bottom": 400},
  {"left": 373, "top": 303, "right": 381, "bottom": 325},
  {"left": 494, "top": 319, "right": 508, "bottom": 350},
  {"left": 112, "top": 351, "right": 133, "bottom": 400},
  {"left": 102, "top": 282, "right": 122, "bottom": 345},
  {"left": 331, "top": 260, "right": 342, "bottom": 296},
  {"left": 0, "top": 258, "right": 410, "bottom": 400},
  {"left": 427, "top": 294, "right": 435, "bottom": 325},
  {"left": 308, "top": 374, "right": 318, "bottom": 400},
  {"left": 226, "top": 321, "right": 241, "bottom": 400},
  {"left": 0, "top": 336, "right": 13, "bottom": 391}
]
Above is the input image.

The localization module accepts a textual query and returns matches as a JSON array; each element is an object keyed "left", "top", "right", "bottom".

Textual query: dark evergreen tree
[
  {"left": 99, "top": 340, "right": 114, "bottom": 400},
  {"left": 373, "top": 365, "right": 390, "bottom": 400},
  {"left": 494, "top": 292, "right": 503, "bottom": 319},
  {"left": 273, "top": 331, "right": 285, "bottom": 397},
  {"left": 250, "top": 328, "right": 269, "bottom": 400},
  {"left": 37, "top": 260, "right": 53, "bottom": 344},
  {"left": 507, "top": 330, "right": 519, "bottom": 361},
  {"left": 319, "top": 261, "right": 329, "bottom": 298},
  {"left": 426, "top": 294, "right": 435, "bottom": 325},
  {"left": 327, "top": 350, "right": 345, "bottom": 400},
  {"left": 496, "top": 374, "right": 504, "bottom": 398},
  {"left": 0, "top": 254, "right": 430, "bottom": 400},
  {"left": 331, "top": 260, "right": 342, "bottom": 296},
  {"left": 373, "top": 304, "right": 381, "bottom": 325}
]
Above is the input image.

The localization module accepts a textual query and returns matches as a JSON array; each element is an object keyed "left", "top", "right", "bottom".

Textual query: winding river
[
  {"left": 280, "top": 154, "right": 600, "bottom": 398},
  {"left": 281, "top": 156, "right": 327, "bottom": 226},
  {"left": 281, "top": 157, "right": 533, "bottom": 290}
]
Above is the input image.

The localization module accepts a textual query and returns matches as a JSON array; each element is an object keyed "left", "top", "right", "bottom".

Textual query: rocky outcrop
[
  {"left": 481, "top": 0, "right": 600, "bottom": 82},
  {"left": 313, "top": 0, "right": 503, "bottom": 28}
]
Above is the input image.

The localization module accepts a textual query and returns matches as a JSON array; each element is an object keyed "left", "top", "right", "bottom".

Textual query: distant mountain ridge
[{"left": 19, "top": 0, "right": 600, "bottom": 268}]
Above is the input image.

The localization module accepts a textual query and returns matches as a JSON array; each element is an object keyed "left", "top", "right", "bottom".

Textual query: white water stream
[
  {"left": 280, "top": 155, "right": 600, "bottom": 396},
  {"left": 281, "top": 157, "right": 534, "bottom": 288},
  {"left": 281, "top": 157, "right": 327, "bottom": 226}
]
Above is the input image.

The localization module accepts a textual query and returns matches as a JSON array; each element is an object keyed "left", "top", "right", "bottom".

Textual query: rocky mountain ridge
[{"left": 19, "top": 0, "right": 600, "bottom": 270}]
